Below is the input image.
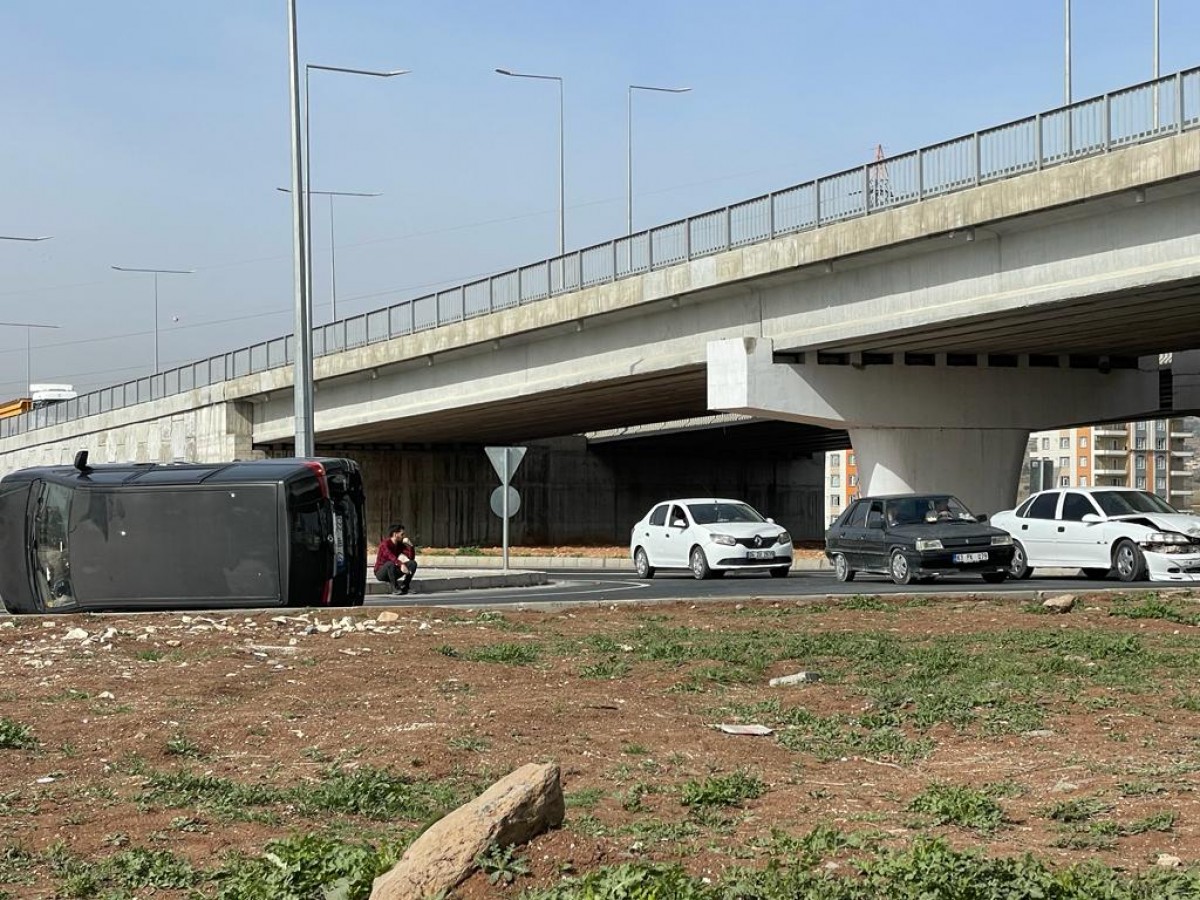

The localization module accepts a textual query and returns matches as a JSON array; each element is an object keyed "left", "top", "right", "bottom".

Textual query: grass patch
[
  {"left": 908, "top": 783, "right": 1004, "bottom": 832},
  {"left": 1109, "top": 595, "right": 1200, "bottom": 626},
  {"left": 680, "top": 770, "right": 765, "bottom": 808},
  {"left": 212, "top": 833, "right": 397, "bottom": 900},
  {"left": 0, "top": 718, "right": 36, "bottom": 750},
  {"left": 578, "top": 658, "right": 631, "bottom": 679}
]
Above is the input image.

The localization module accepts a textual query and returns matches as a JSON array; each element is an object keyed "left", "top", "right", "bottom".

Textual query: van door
[
  {"left": 0, "top": 481, "right": 35, "bottom": 613},
  {"left": 325, "top": 460, "right": 366, "bottom": 606}
]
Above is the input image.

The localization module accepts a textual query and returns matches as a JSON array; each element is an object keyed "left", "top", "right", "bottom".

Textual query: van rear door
[{"left": 0, "top": 481, "right": 34, "bottom": 613}]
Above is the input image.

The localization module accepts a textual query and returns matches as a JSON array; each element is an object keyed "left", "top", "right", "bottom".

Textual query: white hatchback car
[
  {"left": 629, "top": 498, "right": 793, "bottom": 579},
  {"left": 991, "top": 487, "right": 1200, "bottom": 582}
]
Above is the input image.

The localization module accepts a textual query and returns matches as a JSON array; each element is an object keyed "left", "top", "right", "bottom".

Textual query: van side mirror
[
  {"left": 976, "top": 514, "right": 988, "bottom": 522},
  {"left": 73, "top": 450, "right": 92, "bottom": 474}
]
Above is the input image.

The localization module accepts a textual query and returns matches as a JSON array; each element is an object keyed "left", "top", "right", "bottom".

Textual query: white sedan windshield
[
  {"left": 688, "top": 503, "right": 764, "bottom": 525},
  {"left": 1092, "top": 491, "right": 1178, "bottom": 516}
]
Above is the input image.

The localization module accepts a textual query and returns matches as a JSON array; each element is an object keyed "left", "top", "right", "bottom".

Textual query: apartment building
[{"left": 823, "top": 417, "right": 1196, "bottom": 525}]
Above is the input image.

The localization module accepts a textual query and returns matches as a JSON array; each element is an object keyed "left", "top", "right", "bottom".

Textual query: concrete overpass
[{"left": 3, "top": 67, "right": 1200, "bottom": 537}]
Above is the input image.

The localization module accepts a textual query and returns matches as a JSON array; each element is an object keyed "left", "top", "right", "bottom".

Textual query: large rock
[{"left": 371, "top": 762, "right": 564, "bottom": 900}]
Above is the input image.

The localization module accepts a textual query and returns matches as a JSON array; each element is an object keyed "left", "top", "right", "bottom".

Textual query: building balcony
[
  {"left": 1171, "top": 431, "right": 1193, "bottom": 439},
  {"left": 1170, "top": 488, "right": 1194, "bottom": 496},
  {"left": 1093, "top": 467, "right": 1128, "bottom": 477},
  {"left": 1171, "top": 470, "right": 1192, "bottom": 478},
  {"left": 1093, "top": 447, "right": 1127, "bottom": 457},
  {"left": 1093, "top": 427, "right": 1128, "bottom": 437},
  {"left": 1170, "top": 449, "right": 1195, "bottom": 457}
]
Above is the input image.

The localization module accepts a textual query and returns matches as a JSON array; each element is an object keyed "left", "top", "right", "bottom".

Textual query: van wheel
[
  {"left": 1113, "top": 539, "right": 1147, "bottom": 582},
  {"left": 833, "top": 553, "right": 855, "bottom": 582},
  {"left": 890, "top": 550, "right": 915, "bottom": 585},
  {"left": 634, "top": 547, "right": 655, "bottom": 579},
  {"left": 690, "top": 547, "right": 712, "bottom": 580},
  {"left": 1009, "top": 541, "right": 1032, "bottom": 580}
]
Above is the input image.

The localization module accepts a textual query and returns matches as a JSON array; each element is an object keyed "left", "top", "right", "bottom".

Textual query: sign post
[{"left": 485, "top": 446, "right": 527, "bottom": 570}]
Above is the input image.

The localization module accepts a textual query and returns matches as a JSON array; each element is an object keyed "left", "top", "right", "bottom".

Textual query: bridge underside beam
[{"left": 708, "top": 337, "right": 1188, "bottom": 514}]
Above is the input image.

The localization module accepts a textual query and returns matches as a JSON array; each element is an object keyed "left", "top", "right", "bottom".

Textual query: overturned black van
[{"left": 0, "top": 452, "right": 366, "bottom": 614}]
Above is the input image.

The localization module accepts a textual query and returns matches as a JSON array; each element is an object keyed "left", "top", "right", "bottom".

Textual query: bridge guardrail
[{"left": 5, "top": 67, "right": 1199, "bottom": 440}]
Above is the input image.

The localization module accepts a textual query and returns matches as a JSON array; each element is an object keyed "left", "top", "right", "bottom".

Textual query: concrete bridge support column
[{"left": 709, "top": 337, "right": 1169, "bottom": 515}]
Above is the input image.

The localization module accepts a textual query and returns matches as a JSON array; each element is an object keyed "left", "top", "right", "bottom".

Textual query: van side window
[
  {"left": 846, "top": 501, "right": 868, "bottom": 528},
  {"left": 34, "top": 482, "right": 74, "bottom": 609},
  {"left": 648, "top": 505, "right": 667, "bottom": 527}
]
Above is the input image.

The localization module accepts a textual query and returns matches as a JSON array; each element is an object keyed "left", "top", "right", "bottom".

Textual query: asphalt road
[{"left": 367, "top": 568, "right": 1144, "bottom": 609}]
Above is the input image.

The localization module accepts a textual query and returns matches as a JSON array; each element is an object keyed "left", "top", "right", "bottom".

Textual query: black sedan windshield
[
  {"left": 884, "top": 495, "right": 975, "bottom": 526},
  {"left": 1092, "top": 490, "right": 1178, "bottom": 516}
]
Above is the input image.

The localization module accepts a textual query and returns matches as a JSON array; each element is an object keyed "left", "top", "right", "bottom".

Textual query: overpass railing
[{"left": 5, "top": 67, "right": 1200, "bottom": 439}]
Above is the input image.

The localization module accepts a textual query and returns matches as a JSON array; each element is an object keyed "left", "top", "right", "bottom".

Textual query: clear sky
[{"left": 0, "top": 1, "right": 1194, "bottom": 399}]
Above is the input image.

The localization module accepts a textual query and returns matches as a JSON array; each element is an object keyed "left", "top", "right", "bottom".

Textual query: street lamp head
[
  {"left": 307, "top": 63, "right": 410, "bottom": 78},
  {"left": 0, "top": 235, "right": 53, "bottom": 242},
  {"left": 111, "top": 266, "right": 195, "bottom": 274},
  {"left": 630, "top": 84, "right": 692, "bottom": 94}
]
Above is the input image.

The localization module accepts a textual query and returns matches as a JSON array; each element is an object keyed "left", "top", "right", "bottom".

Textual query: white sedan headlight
[
  {"left": 1146, "top": 532, "right": 1189, "bottom": 544},
  {"left": 991, "top": 534, "right": 1013, "bottom": 546},
  {"left": 709, "top": 533, "right": 737, "bottom": 546},
  {"left": 915, "top": 538, "right": 943, "bottom": 551},
  {"left": 777, "top": 531, "right": 792, "bottom": 546}
]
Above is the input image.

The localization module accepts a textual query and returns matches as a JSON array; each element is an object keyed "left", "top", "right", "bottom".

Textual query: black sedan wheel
[
  {"left": 1008, "top": 540, "right": 1032, "bottom": 580},
  {"left": 634, "top": 547, "right": 655, "bottom": 579},
  {"left": 1113, "top": 539, "right": 1147, "bottom": 582},
  {"left": 890, "top": 550, "right": 915, "bottom": 585},
  {"left": 981, "top": 571, "right": 1007, "bottom": 584},
  {"left": 832, "top": 553, "right": 855, "bottom": 583}
]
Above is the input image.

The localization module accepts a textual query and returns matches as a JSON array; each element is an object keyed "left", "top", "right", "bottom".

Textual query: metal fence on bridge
[{"left": 5, "top": 67, "right": 1200, "bottom": 439}]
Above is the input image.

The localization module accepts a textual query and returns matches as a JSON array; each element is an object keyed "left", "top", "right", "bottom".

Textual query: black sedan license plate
[{"left": 953, "top": 551, "right": 988, "bottom": 563}]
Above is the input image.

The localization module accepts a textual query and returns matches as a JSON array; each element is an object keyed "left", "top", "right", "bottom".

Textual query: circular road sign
[{"left": 490, "top": 485, "right": 521, "bottom": 518}]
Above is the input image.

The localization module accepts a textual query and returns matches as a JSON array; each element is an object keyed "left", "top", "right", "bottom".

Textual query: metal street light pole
[
  {"left": 111, "top": 266, "right": 194, "bottom": 374},
  {"left": 0, "top": 235, "right": 52, "bottom": 242},
  {"left": 285, "top": 0, "right": 313, "bottom": 457},
  {"left": 304, "top": 65, "right": 408, "bottom": 324},
  {"left": 277, "top": 187, "right": 381, "bottom": 322},
  {"left": 0, "top": 321, "right": 58, "bottom": 395},
  {"left": 627, "top": 84, "right": 690, "bottom": 234},
  {"left": 1064, "top": 0, "right": 1072, "bottom": 105},
  {"left": 496, "top": 68, "right": 565, "bottom": 257}
]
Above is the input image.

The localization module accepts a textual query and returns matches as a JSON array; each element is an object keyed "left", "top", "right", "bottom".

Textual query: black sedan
[{"left": 825, "top": 493, "right": 1015, "bottom": 585}]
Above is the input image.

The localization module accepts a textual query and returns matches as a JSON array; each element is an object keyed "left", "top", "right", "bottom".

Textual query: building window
[
  {"left": 1041, "top": 437, "right": 1050, "bottom": 450},
  {"left": 1156, "top": 437, "right": 1166, "bottom": 450},
  {"left": 830, "top": 494, "right": 840, "bottom": 507},
  {"left": 848, "top": 474, "right": 857, "bottom": 486},
  {"left": 1078, "top": 476, "right": 1088, "bottom": 486},
  {"left": 1079, "top": 456, "right": 1088, "bottom": 468},
  {"left": 1135, "top": 437, "right": 1146, "bottom": 450},
  {"left": 1059, "top": 476, "right": 1070, "bottom": 486},
  {"left": 848, "top": 454, "right": 855, "bottom": 466},
  {"left": 1078, "top": 436, "right": 1089, "bottom": 449},
  {"left": 1156, "top": 454, "right": 1165, "bottom": 469},
  {"left": 1059, "top": 437, "right": 1070, "bottom": 449},
  {"left": 1027, "top": 439, "right": 1037, "bottom": 452},
  {"left": 1058, "top": 456, "right": 1069, "bottom": 468},
  {"left": 1136, "top": 475, "right": 1147, "bottom": 489},
  {"left": 830, "top": 474, "right": 840, "bottom": 488},
  {"left": 830, "top": 454, "right": 840, "bottom": 468},
  {"left": 1156, "top": 420, "right": 1167, "bottom": 432},
  {"left": 1156, "top": 477, "right": 1167, "bottom": 490},
  {"left": 1136, "top": 456, "right": 1146, "bottom": 470},
  {"left": 1136, "top": 421, "right": 1147, "bottom": 432}
]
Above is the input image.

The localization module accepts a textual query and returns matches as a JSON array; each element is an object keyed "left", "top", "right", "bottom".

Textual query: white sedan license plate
[
  {"left": 748, "top": 549, "right": 774, "bottom": 560},
  {"left": 953, "top": 551, "right": 988, "bottom": 564}
]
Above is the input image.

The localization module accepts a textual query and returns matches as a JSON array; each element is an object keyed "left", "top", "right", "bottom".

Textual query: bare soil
[{"left": 1, "top": 590, "right": 1199, "bottom": 897}]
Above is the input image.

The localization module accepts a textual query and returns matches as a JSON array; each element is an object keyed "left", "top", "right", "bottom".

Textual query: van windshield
[{"left": 34, "top": 482, "right": 74, "bottom": 609}]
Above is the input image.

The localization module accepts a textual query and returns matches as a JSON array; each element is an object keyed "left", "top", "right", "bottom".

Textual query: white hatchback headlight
[
  {"left": 709, "top": 533, "right": 737, "bottom": 546},
  {"left": 991, "top": 535, "right": 1013, "bottom": 546},
  {"left": 915, "top": 538, "right": 943, "bottom": 551}
]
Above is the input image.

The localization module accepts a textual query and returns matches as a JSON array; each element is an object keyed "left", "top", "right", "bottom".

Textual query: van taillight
[
  {"left": 320, "top": 578, "right": 333, "bottom": 606},
  {"left": 302, "top": 461, "right": 329, "bottom": 499}
]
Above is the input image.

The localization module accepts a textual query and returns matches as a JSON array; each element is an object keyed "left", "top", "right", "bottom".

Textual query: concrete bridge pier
[{"left": 708, "top": 337, "right": 1177, "bottom": 515}]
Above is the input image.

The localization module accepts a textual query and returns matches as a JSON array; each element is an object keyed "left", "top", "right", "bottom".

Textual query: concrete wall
[{"left": 307, "top": 437, "right": 825, "bottom": 548}]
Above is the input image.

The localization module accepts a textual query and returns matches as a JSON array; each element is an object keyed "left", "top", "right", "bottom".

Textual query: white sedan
[
  {"left": 629, "top": 498, "right": 793, "bottom": 579},
  {"left": 991, "top": 487, "right": 1200, "bottom": 582}
]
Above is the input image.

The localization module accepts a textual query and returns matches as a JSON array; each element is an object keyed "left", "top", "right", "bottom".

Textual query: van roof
[{"left": 2, "top": 457, "right": 358, "bottom": 487}]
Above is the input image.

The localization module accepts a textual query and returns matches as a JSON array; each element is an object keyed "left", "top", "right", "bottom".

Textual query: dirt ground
[{"left": 2, "top": 589, "right": 1200, "bottom": 897}]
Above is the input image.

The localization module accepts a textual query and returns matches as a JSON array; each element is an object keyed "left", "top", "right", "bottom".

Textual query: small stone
[
  {"left": 769, "top": 671, "right": 821, "bottom": 687},
  {"left": 97, "top": 691, "right": 115, "bottom": 700},
  {"left": 63, "top": 628, "right": 89, "bottom": 641},
  {"left": 376, "top": 611, "right": 400, "bottom": 623},
  {"left": 1157, "top": 854, "right": 1183, "bottom": 868},
  {"left": 1042, "top": 594, "right": 1076, "bottom": 613}
]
